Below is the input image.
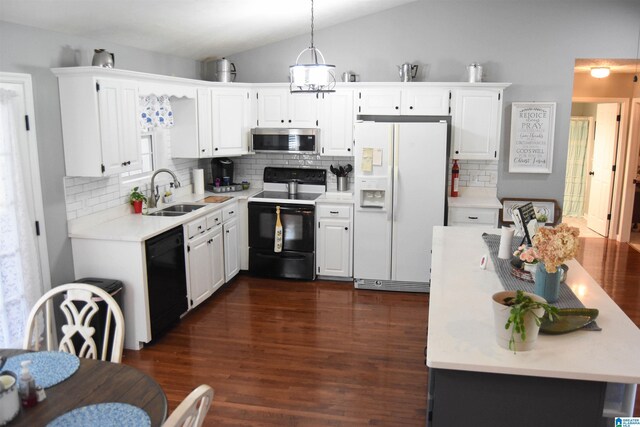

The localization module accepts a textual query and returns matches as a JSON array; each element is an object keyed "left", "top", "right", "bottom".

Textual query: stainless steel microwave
[{"left": 251, "top": 128, "right": 319, "bottom": 154}]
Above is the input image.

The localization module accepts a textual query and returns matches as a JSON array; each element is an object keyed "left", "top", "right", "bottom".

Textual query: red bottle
[{"left": 451, "top": 159, "right": 460, "bottom": 197}]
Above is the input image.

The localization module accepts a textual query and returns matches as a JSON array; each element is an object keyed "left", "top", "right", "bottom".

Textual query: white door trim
[
  {"left": 572, "top": 97, "right": 630, "bottom": 241},
  {"left": 619, "top": 97, "right": 640, "bottom": 242},
  {"left": 0, "top": 72, "right": 51, "bottom": 291}
]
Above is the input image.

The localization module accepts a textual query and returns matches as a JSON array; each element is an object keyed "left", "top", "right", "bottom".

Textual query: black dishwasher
[{"left": 145, "top": 225, "right": 188, "bottom": 341}]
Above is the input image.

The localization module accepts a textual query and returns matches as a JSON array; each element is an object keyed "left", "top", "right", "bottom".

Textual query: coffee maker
[{"left": 211, "top": 158, "right": 234, "bottom": 185}]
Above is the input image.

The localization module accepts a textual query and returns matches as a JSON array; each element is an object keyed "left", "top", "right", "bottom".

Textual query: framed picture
[
  {"left": 500, "top": 198, "right": 559, "bottom": 226},
  {"left": 509, "top": 102, "right": 556, "bottom": 174}
]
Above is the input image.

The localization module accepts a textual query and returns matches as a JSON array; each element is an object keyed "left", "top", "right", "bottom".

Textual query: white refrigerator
[{"left": 353, "top": 121, "right": 448, "bottom": 292}]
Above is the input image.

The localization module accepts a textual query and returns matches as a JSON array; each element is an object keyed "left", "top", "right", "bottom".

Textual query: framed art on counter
[{"left": 509, "top": 102, "right": 556, "bottom": 174}]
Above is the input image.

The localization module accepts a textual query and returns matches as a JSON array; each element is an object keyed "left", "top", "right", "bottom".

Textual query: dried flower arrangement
[
  {"left": 513, "top": 244, "right": 538, "bottom": 264},
  {"left": 532, "top": 223, "right": 580, "bottom": 273}
]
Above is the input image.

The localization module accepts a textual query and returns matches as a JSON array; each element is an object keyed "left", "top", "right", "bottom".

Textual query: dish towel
[{"left": 274, "top": 206, "right": 283, "bottom": 253}]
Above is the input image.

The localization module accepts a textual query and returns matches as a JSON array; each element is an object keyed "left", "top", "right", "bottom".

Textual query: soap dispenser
[{"left": 18, "top": 360, "right": 37, "bottom": 408}]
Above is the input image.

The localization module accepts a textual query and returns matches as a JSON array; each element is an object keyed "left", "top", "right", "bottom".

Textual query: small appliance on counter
[{"left": 207, "top": 158, "right": 243, "bottom": 193}]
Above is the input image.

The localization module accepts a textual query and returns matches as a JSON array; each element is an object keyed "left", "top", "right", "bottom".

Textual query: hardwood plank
[{"left": 124, "top": 278, "right": 429, "bottom": 426}]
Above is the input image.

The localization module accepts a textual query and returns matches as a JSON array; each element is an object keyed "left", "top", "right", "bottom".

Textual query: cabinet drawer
[
  {"left": 317, "top": 205, "right": 351, "bottom": 219},
  {"left": 448, "top": 207, "right": 497, "bottom": 226},
  {"left": 206, "top": 210, "right": 222, "bottom": 229},
  {"left": 223, "top": 203, "right": 238, "bottom": 222},
  {"left": 186, "top": 217, "right": 207, "bottom": 239}
]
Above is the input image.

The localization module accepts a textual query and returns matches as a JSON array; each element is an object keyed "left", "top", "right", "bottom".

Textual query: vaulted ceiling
[{"left": 0, "top": 0, "right": 418, "bottom": 60}]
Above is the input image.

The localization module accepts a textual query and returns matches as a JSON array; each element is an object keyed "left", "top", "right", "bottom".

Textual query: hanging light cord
[
  {"left": 310, "top": 0, "right": 318, "bottom": 64},
  {"left": 634, "top": 25, "right": 639, "bottom": 82}
]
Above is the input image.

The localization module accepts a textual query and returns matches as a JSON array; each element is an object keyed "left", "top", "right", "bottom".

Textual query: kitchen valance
[{"left": 139, "top": 95, "right": 174, "bottom": 131}]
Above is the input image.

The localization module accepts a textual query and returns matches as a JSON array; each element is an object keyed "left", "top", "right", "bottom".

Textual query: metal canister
[{"left": 467, "top": 63, "right": 483, "bottom": 83}]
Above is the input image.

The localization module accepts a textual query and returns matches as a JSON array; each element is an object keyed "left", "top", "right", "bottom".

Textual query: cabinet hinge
[
  {"left": 616, "top": 114, "right": 621, "bottom": 122},
  {"left": 256, "top": 120, "right": 259, "bottom": 126},
  {"left": 247, "top": 92, "right": 250, "bottom": 99},
  {"left": 318, "top": 222, "right": 320, "bottom": 229},
  {"left": 318, "top": 267, "right": 320, "bottom": 274},
  {"left": 498, "top": 93, "right": 501, "bottom": 101},
  {"left": 494, "top": 151, "right": 497, "bottom": 158},
  {"left": 316, "top": 119, "right": 318, "bottom": 126},
  {"left": 607, "top": 213, "right": 611, "bottom": 220},
  {"left": 448, "top": 106, "right": 451, "bottom": 114},
  {"left": 612, "top": 164, "right": 616, "bottom": 172},
  {"left": 256, "top": 93, "right": 259, "bottom": 99},
  {"left": 358, "top": 106, "right": 361, "bottom": 113},
  {"left": 187, "top": 245, "right": 191, "bottom": 252},
  {"left": 449, "top": 91, "right": 452, "bottom": 100},
  {"left": 96, "top": 82, "right": 100, "bottom": 92},
  {"left": 35, "top": 221, "right": 40, "bottom": 236},
  {"left": 101, "top": 164, "right": 105, "bottom": 173},
  {"left": 322, "top": 147, "right": 324, "bottom": 154},
  {"left": 24, "top": 115, "right": 30, "bottom": 131},
  {"left": 358, "top": 92, "right": 361, "bottom": 99}
]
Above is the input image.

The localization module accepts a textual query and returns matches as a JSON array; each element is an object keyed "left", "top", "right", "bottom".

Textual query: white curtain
[
  {"left": 0, "top": 88, "right": 43, "bottom": 348},
  {"left": 563, "top": 118, "right": 590, "bottom": 217}
]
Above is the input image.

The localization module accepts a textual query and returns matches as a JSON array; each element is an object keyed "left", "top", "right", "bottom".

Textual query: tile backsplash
[
  {"left": 200, "top": 153, "right": 355, "bottom": 190},
  {"left": 449, "top": 159, "right": 498, "bottom": 188},
  {"left": 64, "top": 150, "right": 496, "bottom": 221}
]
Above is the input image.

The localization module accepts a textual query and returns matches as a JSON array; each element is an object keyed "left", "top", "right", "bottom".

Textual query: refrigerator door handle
[
  {"left": 392, "top": 126, "right": 400, "bottom": 222},
  {"left": 387, "top": 126, "right": 394, "bottom": 222}
]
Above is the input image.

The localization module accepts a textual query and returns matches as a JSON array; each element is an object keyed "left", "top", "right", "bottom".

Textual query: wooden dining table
[{"left": 1, "top": 349, "right": 167, "bottom": 426}]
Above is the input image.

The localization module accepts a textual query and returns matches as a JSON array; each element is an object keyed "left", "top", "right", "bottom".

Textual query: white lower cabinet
[
  {"left": 185, "top": 215, "right": 224, "bottom": 310},
  {"left": 223, "top": 217, "right": 240, "bottom": 282},
  {"left": 447, "top": 206, "right": 499, "bottom": 227},
  {"left": 316, "top": 204, "right": 353, "bottom": 278}
]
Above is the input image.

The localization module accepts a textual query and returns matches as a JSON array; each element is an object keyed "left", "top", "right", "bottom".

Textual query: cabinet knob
[
  {"left": 202, "top": 149, "right": 205, "bottom": 152},
  {"left": 455, "top": 150, "right": 459, "bottom": 154},
  {"left": 468, "top": 216, "right": 478, "bottom": 220},
  {"left": 347, "top": 148, "right": 351, "bottom": 152},
  {"left": 215, "top": 147, "right": 219, "bottom": 151},
  {"left": 345, "top": 227, "right": 348, "bottom": 231},
  {"left": 281, "top": 119, "right": 285, "bottom": 123},
  {"left": 288, "top": 120, "right": 292, "bottom": 123},
  {"left": 395, "top": 106, "right": 399, "bottom": 110},
  {"left": 409, "top": 106, "right": 414, "bottom": 110}
]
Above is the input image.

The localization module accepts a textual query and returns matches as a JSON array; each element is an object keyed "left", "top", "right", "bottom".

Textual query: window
[{"left": 121, "top": 133, "right": 154, "bottom": 178}]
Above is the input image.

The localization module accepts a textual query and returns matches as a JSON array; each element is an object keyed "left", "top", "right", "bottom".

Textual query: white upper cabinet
[
  {"left": 357, "top": 88, "right": 402, "bottom": 115},
  {"left": 319, "top": 89, "right": 355, "bottom": 156},
  {"left": 256, "top": 87, "right": 318, "bottom": 128},
  {"left": 172, "top": 87, "right": 251, "bottom": 159},
  {"left": 451, "top": 88, "right": 502, "bottom": 160},
  {"left": 56, "top": 73, "right": 141, "bottom": 177},
  {"left": 357, "top": 87, "right": 450, "bottom": 116},
  {"left": 211, "top": 88, "right": 251, "bottom": 156},
  {"left": 401, "top": 87, "right": 450, "bottom": 115}
]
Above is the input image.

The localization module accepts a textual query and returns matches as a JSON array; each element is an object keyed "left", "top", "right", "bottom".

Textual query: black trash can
[{"left": 68, "top": 277, "right": 124, "bottom": 361}]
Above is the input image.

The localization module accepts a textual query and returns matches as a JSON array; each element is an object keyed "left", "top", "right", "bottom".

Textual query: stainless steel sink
[
  {"left": 147, "top": 211, "right": 187, "bottom": 217},
  {"left": 147, "top": 204, "right": 205, "bottom": 217}
]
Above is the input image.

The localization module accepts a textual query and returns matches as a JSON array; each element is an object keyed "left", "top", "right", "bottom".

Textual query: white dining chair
[
  {"left": 163, "top": 384, "right": 214, "bottom": 427},
  {"left": 23, "top": 283, "right": 125, "bottom": 363}
]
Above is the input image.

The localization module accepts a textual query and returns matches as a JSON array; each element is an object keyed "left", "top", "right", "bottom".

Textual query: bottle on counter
[
  {"left": 451, "top": 159, "right": 460, "bottom": 197},
  {"left": 18, "top": 360, "right": 37, "bottom": 408}
]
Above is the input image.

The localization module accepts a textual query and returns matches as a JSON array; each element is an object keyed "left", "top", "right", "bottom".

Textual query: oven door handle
[{"left": 250, "top": 205, "right": 314, "bottom": 214}]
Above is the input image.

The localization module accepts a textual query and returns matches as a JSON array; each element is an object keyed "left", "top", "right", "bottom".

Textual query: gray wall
[
  {"left": 229, "top": 0, "right": 640, "bottom": 204},
  {"left": 0, "top": 21, "right": 201, "bottom": 286}
]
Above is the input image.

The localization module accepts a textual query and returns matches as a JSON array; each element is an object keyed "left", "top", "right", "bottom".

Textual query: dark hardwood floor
[{"left": 123, "top": 237, "right": 640, "bottom": 425}]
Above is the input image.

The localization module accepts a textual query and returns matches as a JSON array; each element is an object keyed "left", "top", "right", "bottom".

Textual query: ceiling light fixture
[
  {"left": 289, "top": 0, "right": 336, "bottom": 94},
  {"left": 590, "top": 67, "right": 610, "bottom": 78}
]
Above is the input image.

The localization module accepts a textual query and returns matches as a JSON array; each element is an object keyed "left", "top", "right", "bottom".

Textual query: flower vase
[
  {"left": 534, "top": 262, "right": 562, "bottom": 303},
  {"left": 132, "top": 200, "right": 143, "bottom": 214}
]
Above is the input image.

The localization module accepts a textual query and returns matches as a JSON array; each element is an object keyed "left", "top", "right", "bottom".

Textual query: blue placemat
[
  {"left": 4, "top": 351, "right": 80, "bottom": 388},
  {"left": 46, "top": 403, "right": 151, "bottom": 427},
  {"left": 482, "top": 233, "right": 601, "bottom": 330}
]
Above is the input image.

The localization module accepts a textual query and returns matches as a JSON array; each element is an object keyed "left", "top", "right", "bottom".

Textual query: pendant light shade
[{"left": 289, "top": 0, "right": 336, "bottom": 93}]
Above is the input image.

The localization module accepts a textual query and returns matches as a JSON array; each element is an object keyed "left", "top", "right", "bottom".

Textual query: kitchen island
[{"left": 427, "top": 226, "right": 640, "bottom": 426}]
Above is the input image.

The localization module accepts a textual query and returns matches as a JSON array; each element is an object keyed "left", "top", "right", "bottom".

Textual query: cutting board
[{"left": 201, "top": 196, "right": 232, "bottom": 203}]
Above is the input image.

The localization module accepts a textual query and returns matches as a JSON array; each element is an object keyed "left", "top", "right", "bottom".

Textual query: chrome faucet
[{"left": 149, "top": 168, "right": 181, "bottom": 208}]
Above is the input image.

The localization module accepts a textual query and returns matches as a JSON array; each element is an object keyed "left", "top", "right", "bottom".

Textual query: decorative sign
[{"left": 509, "top": 102, "right": 556, "bottom": 173}]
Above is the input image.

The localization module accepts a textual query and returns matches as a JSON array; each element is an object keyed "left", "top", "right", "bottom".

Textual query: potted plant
[
  {"left": 129, "top": 187, "right": 147, "bottom": 214},
  {"left": 492, "top": 289, "right": 558, "bottom": 352},
  {"left": 513, "top": 244, "right": 538, "bottom": 273}
]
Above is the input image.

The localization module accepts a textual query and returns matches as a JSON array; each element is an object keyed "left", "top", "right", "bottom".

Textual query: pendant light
[
  {"left": 590, "top": 67, "right": 610, "bottom": 78},
  {"left": 289, "top": 0, "right": 336, "bottom": 93}
]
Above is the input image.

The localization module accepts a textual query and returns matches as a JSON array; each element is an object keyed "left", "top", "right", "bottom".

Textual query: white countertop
[
  {"left": 448, "top": 187, "right": 502, "bottom": 209},
  {"left": 427, "top": 226, "right": 640, "bottom": 384},
  {"left": 69, "top": 188, "right": 261, "bottom": 242},
  {"left": 317, "top": 191, "right": 354, "bottom": 204}
]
